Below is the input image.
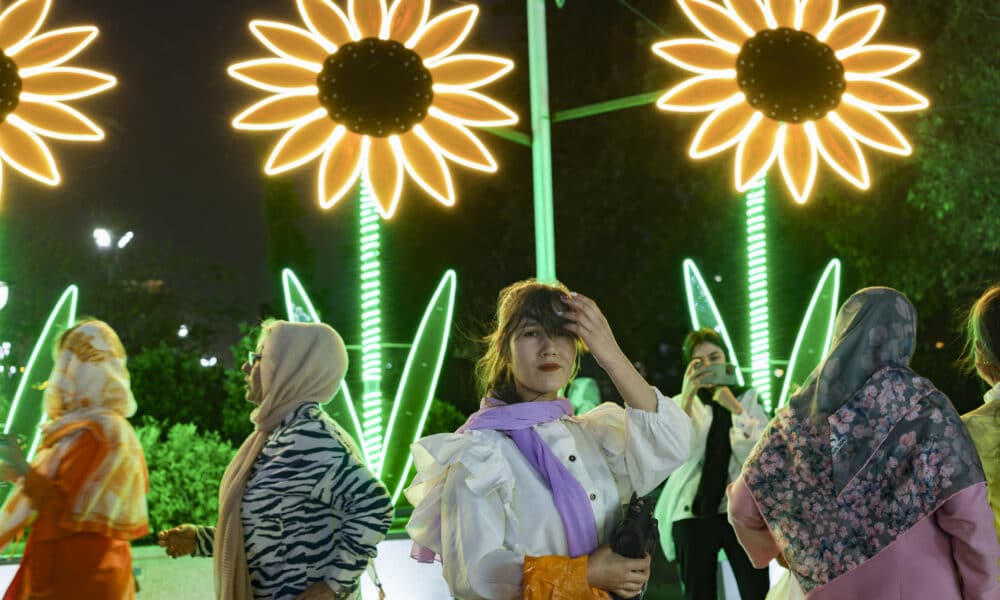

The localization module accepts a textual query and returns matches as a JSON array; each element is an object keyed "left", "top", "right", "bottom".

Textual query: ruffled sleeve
[
  {"left": 405, "top": 431, "right": 524, "bottom": 600},
  {"left": 578, "top": 387, "right": 694, "bottom": 496}
]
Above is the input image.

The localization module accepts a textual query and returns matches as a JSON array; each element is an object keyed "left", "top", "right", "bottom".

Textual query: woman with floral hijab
[
  {"left": 0, "top": 319, "right": 149, "bottom": 599},
  {"left": 728, "top": 287, "right": 1000, "bottom": 599}
]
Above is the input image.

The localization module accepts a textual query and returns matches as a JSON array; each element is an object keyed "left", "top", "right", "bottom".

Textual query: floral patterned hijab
[
  {"left": 742, "top": 288, "right": 984, "bottom": 593},
  {"left": 0, "top": 320, "right": 149, "bottom": 548}
]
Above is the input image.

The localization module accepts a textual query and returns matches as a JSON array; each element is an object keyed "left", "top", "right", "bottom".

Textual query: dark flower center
[
  {"left": 736, "top": 28, "right": 845, "bottom": 123},
  {"left": 317, "top": 38, "right": 433, "bottom": 137},
  {"left": 0, "top": 51, "right": 22, "bottom": 122}
]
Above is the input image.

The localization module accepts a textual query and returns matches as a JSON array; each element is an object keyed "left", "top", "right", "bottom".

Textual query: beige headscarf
[
  {"left": 214, "top": 321, "right": 348, "bottom": 600},
  {"left": 0, "top": 320, "right": 148, "bottom": 548}
]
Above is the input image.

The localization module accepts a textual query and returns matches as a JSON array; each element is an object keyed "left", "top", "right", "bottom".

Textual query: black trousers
[{"left": 671, "top": 514, "right": 770, "bottom": 600}]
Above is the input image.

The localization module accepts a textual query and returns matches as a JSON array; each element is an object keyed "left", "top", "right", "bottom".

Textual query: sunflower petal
[
  {"left": 229, "top": 59, "right": 319, "bottom": 94},
  {"left": 318, "top": 128, "right": 366, "bottom": 208},
  {"left": 844, "top": 80, "right": 928, "bottom": 112},
  {"left": 839, "top": 45, "right": 920, "bottom": 79},
  {"left": 418, "top": 114, "right": 496, "bottom": 172},
  {"left": 656, "top": 74, "right": 740, "bottom": 113},
  {"left": 13, "top": 99, "right": 103, "bottom": 141},
  {"left": 398, "top": 127, "right": 454, "bottom": 206},
  {"left": 298, "top": 0, "right": 357, "bottom": 47},
  {"left": 677, "top": 0, "right": 749, "bottom": 50},
  {"left": 431, "top": 90, "right": 517, "bottom": 126},
  {"left": 779, "top": 123, "right": 818, "bottom": 203},
  {"left": 20, "top": 67, "right": 115, "bottom": 101},
  {"left": 365, "top": 136, "right": 404, "bottom": 217},
  {"left": 410, "top": 5, "right": 477, "bottom": 64},
  {"left": 233, "top": 95, "right": 324, "bottom": 131},
  {"left": 350, "top": 0, "right": 387, "bottom": 39},
  {"left": 0, "top": 117, "right": 59, "bottom": 185},
  {"left": 11, "top": 26, "right": 97, "bottom": 72},
  {"left": 265, "top": 113, "right": 338, "bottom": 174},
  {"left": 724, "top": 0, "right": 771, "bottom": 33},
  {"left": 250, "top": 20, "right": 331, "bottom": 65},
  {"left": 387, "top": 0, "right": 429, "bottom": 46},
  {"left": 799, "top": 0, "right": 837, "bottom": 35},
  {"left": 652, "top": 39, "right": 737, "bottom": 74},
  {"left": 734, "top": 114, "right": 782, "bottom": 190},
  {"left": 766, "top": 0, "right": 799, "bottom": 28},
  {"left": 429, "top": 54, "right": 513, "bottom": 89},
  {"left": 808, "top": 116, "right": 869, "bottom": 189},
  {"left": 833, "top": 99, "right": 910, "bottom": 155},
  {"left": 689, "top": 95, "right": 756, "bottom": 158},
  {"left": 0, "top": 0, "right": 50, "bottom": 54},
  {"left": 818, "top": 4, "right": 883, "bottom": 52}
]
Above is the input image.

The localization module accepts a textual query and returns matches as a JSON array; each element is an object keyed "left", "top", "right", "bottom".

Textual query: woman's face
[
  {"left": 509, "top": 319, "right": 577, "bottom": 402},
  {"left": 975, "top": 343, "right": 1000, "bottom": 387},
  {"left": 242, "top": 342, "right": 265, "bottom": 405},
  {"left": 691, "top": 342, "right": 726, "bottom": 368}
]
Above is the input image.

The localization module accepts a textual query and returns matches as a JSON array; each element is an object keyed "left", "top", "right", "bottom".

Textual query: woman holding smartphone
[{"left": 655, "top": 328, "right": 770, "bottom": 600}]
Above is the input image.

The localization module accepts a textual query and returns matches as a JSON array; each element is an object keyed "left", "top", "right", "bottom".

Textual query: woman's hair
[
  {"left": 474, "top": 280, "right": 584, "bottom": 403},
  {"left": 682, "top": 327, "right": 727, "bottom": 365},
  {"left": 963, "top": 285, "right": 1000, "bottom": 375}
]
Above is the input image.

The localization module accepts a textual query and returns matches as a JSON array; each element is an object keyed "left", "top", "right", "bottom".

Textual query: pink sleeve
[
  {"left": 935, "top": 483, "right": 1000, "bottom": 599},
  {"left": 726, "top": 475, "right": 779, "bottom": 569}
]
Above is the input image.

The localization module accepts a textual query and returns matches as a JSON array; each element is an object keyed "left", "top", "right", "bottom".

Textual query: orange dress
[{"left": 4, "top": 429, "right": 135, "bottom": 600}]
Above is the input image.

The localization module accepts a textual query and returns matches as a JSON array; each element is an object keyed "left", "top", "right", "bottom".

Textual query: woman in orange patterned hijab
[{"left": 0, "top": 319, "right": 149, "bottom": 599}]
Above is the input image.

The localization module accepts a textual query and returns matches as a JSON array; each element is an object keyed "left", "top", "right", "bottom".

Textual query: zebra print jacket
[{"left": 193, "top": 402, "right": 394, "bottom": 599}]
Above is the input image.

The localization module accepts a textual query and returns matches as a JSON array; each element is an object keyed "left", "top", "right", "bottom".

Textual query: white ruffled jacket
[{"left": 405, "top": 389, "right": 693, "bottom": 600}]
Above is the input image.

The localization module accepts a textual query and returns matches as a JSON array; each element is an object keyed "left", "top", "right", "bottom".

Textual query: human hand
[
  {"left": 586, "top": 544, "right": 651, "bottom": 598},
  {"left": 712, "top": 386, "right": 743, "bottom": 415},
  {"left": 157, "top": 524, "right": 197, "bottom": 558},
  {"left": 0, "top": 436, "right": 29, "bottom": 478},
  {"left": 681, "top": 359, "right": 711, "bottom": 402},
  {"left": 292, "top": 580, "right": 336, "bottom": 600},
  {"left": 558, "top": 293, "right": 625, "bottom": 371}
]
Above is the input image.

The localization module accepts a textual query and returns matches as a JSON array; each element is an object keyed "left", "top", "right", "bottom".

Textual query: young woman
[
  {"left": 0, "top": 320, "right": 149, "bottom": 599},
  {"left": 655, "top": 328, "right": 770, "bottom": 600},
  {"left": 158, "top": 321, "right": 393, "bottom": 600},
  {"left": 728, "top": 287, "right": 1000, "bottom": 599},
  {"left": 961, "top": 284, "right": 1000, "bottom": 550},
  {"left": 406, "top": 280, "right": 694, "bottom": 599}
]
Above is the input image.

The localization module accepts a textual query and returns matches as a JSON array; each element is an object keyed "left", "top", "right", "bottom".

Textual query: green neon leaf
[
  {"left": 776, "top": 259, "right": 841, "bottom": 410},
  {"left": 0, "top": 286, "right": 77, "bottom": 505},
  {"left": 381, "top": 270, "right": 456, "bottom": 504},
  {"left": 682, "top": 259, "right": 745, "bottom": 386},
  {"left": 280, "top": 268, "right": 368, "bottom": 465}
]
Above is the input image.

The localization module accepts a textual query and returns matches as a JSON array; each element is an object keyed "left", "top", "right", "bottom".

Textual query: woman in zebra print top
[{"left": 159, "top": 321, "right": 393, "bottom": 600}]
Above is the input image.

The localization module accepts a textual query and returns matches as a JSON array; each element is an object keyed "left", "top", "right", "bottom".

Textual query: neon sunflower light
[
  {"left": 652, "top": 0, "right": 927, "bottom": 203},
  {"left": 229, "top": 0, "right": 518, "bottom": 219},
  {"left": 0, "top": 0, "right": 115, "bottom": 201}
]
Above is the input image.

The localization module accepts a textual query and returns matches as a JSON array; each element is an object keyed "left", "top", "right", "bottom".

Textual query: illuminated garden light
[
  {"left": 92, "top": 227, "right": 111, "bottom": 248},
  {"left": 0, "top": 0, "right": 116, "bottom": 201},
  {"left": 358, "top": 177, "right": 384, "bottom": 471},
  {"left": 652, "top": 0, "right": 927, "bottom": 204},
  {"left": 117, "top": 230, "right": 133, "bottom": 248},
  {"left": 228, "top": 0, "right": 518, "bottom": 218},
  {"left": 177, "top": 324, "right": 189, "bottom": 338},
  {"left": 3, "top": 284, "right": 77, "bottom": 475},
  {"left": 199, "top": 356, "right": 218, "bottom": 368},
  {"left": 744, "top": 176, "right": 771, "bottom": 409}
]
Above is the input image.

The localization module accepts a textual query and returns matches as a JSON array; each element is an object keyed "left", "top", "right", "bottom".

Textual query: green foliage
[
  {"left": 133, "top": 417, "right": 236, "bottom": 545},
  {"left": 420, "top": 399, "right": 467, "bottom": 436},
  {"left": 129, "top": 341, "right": 227, "bottom": 432}
]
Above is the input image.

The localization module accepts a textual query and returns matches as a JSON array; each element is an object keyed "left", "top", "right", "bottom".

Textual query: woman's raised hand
[
  {"left": 157, "top": 524, "right": 197, "bottom": 558},
  {"left": 587, "top": 544, "right": 651, "bottom": 598},
  {"left": 558, "top": 292, "right": 624, "bottom": 370}
]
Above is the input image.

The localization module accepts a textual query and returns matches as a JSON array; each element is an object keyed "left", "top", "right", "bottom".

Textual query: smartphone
[{"left": 700, "top": 363, "right": 739, "bottom": 386}]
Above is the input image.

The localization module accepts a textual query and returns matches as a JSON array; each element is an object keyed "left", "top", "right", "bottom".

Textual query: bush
[
  {"left": 133, "top": 417, "right": 237, "bottom": 545},
  {"left": 421, "top": 399, "right": 467, "bottom": 436}
]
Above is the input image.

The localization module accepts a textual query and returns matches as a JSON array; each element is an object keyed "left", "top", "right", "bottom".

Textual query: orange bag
[{"left": 523, "top": 555, "right": 611, "bottom": 600}]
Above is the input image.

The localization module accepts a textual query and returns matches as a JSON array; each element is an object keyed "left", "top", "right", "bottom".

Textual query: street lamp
[{"left": 93, "top": 228, "right": 112, "bottom": 249}]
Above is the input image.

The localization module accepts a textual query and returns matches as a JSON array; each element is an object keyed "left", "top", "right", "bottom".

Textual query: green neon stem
[
  {"left": 744, "top": 177, "right": 772, "bottom": 412},
  {"left": 527, "top": 0, "right": 557, "bottom": 283},
  {"left": 3, "top": 286, "right": 78, "bottom": 464},
  {"left": 358, "top": 178, "right": 384, "bottom": 473},
  {"left": 682, "top": 259, "right": 746, "bottom": 386}
]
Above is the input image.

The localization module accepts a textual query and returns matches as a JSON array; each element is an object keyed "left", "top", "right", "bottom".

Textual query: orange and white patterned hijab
[{"left": 0, "top": 320, "right": 149, "bottom": 548}]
